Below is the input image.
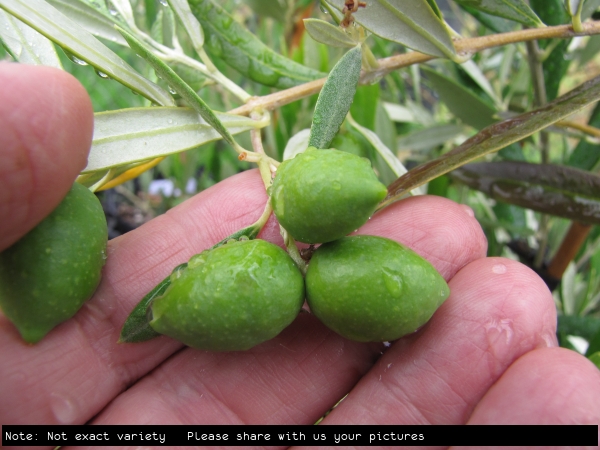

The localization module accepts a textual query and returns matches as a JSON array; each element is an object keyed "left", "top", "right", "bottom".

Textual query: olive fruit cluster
[
  {"left": 272, "top": 148, "right": 450, "bottom": 342},
  {"left": 0, "top": 182, "right": 107, "bottom": 343},
  {"left": 145, "top": 148, "right": 450, "bottom": 350}
]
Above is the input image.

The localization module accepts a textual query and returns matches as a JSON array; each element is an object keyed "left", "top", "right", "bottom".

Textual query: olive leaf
[
  {"left": 567, "top": 0, "right": 586, "bottom": 15},
  {"left": 583, "top": 0, "right": 600, "bottom": 19},
  {"left": 452, "top": 0, "right": 545, "bottom": 27},
  {"left": 120, "top": 224, "right": 262, "bottom": 344},
  {"left": 379, "top": 74, "right": 600, "bottom": 209},
  {"left": 105, "top": 0, "right": 135, "bottom": 25},
  {"left": 46, "top": 0, "right": 127, "bottom": 45},
  {"left": 82, "top": 107, "right": 266, "bottom": 174},
  {"left": 346, "top": 115, "right": 411, "bottom": 181},
  {"left": 187, "top": 0, "right": 325, "bottom": 89},
  {"left": 283, "top": 129, "right": 311, "bottom": 160},
  {"left": 0, "top": 0, "right": 174, "bottom": 106},
  {"left": 119, "top": 263, "right": 187, "bottom": 343},
  {"left": 167, "top": 0, "right": 204, "bottom": 53},
  {"left": 450, "top": 162, "right": 600, "bottom": 225},
  {"left": 425, "top": 0, "right": 444, "bottom": 19},
  {"left": 304, "top": 18, "right": 359, "bottom": 48},
  {"left": 116, "top": 26, "right": 242, "bottom": 152},
  {"left": 397, "top": 124, "right": 468, "bottom": 151},
  {"left": 458, "top": 3, "right": 516, "bottom": 33},
  {"left": 0, "top": 8, "right": 63, "bottom": 67},
  {"left": 422, "top": 65, "right": 497, "bottom": 130},
  {"left": 323, "top": 0, "right": 458, "bottom": 61},
  {"left": 460, "top": 59, "right": 502, "bottom": 108},
  {"left": 308, "top": 44, "right": 362, "bottom": 150}
]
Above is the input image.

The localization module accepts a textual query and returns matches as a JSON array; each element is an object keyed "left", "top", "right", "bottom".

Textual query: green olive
[
  {"left": 305, "top": 235, "right": 450, "bottom": 342},
  {"left": 0, "top": 182, "right": 107, "bottom": 343},
  {"left": 149, "top": 239, "right": 305, "bottom": 351},
  {"left": 271, "top": 148, "right": 387, "bottom": 244}
]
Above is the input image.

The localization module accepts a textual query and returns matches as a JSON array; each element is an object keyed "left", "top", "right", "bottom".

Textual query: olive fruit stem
[{"left": 281, "top": 226, "right": 308, "bottom": 275}]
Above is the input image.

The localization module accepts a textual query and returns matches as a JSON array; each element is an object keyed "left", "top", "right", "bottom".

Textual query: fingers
[
  {"left": 0, "top": 170, "right": 270, "bottom": 427},
  {"left": 0, "top": 171, "right": 486, "bottom": 429},
  {"left": 79, "top": 189, "right": 487, "bottom": 428},
  {"left": 466, "top": 347, "right": 600, "bottom": 426},
  {"left": 0, "top": 63, "right": 93, "bottom": 251},
  {"left": 307, "top": 257, "right": 557, "bottom": 432}
]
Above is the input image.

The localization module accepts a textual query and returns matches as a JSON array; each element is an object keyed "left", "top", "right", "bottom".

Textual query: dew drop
[
  {"left": 238, "top": 235, "right": 250, "bottom": 241},
  {"left": 168, "top": 86, "right": 177, "bottom": 94},
  {"left": 108, "top": 6, "right": 118, "bottom": 16},
  {"left": 66, "top": 52, "right": 88, "bottom": 66},
  {"left": 95, "top": 69, "right": 109, "bottom": 79},
  {"left": 319, "top": 3, "right": 328, "bottom": 13},
  {"left": 159, "top": 0, "right": 168, "bottom": 6}
]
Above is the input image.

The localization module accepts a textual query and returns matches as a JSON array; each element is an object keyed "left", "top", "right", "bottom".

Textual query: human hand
[{"left": 1, "top": 63, "right": 599, "bottom": 444}]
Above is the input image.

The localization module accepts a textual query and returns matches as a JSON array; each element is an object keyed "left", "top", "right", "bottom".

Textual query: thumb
[{"left": 0, "top": 63, "right": 94, "bottom": 251}]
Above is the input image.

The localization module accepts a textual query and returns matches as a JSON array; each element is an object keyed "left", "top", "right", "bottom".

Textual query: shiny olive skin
[
  {"left": 0, "top": 182, "right": 107, "bottom": 343},
  {"left": 306, "top": 235, "right": 450, "bottom": 342},
  {"left": 149, "top": 239, "right": 305, "bottom": 351},
  {"left": 271, "top": 148, "right": 387, "bottom": 244}
]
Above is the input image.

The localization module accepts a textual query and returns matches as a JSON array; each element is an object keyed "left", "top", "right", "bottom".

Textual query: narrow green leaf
[
  {"left": 46, "top": 0, "right": 126, "bottom": 45},
  {"left": 188, "top": 0, "right": 325, "bottom": 89},
  {"left": 450, "top": 162, "right": 600, "bottom": 225},
  {"left": 308, "top": 44, "right": 362, "bottom": 150},
  {"left": 0, "top": 0, "right": 174, "bottom": 106},
  {"left": 116, "top": 26, "right": 239, "bottom": 150},
  {"left": 83, "top": 107, "right": 266, "bottom": 173},
  {"left": 425, "top": 0, "right": 444, "bottom": 19},
  {"left": 422, "top": 65, "right": 497, "bottom": 130},
  {"left": 569, "top": 101, "right": 600, "bottom": 171},
  {"left": 119, "top": 263, "right": 187, "bottom": 343},
  {"left": 458, "top": 3, "right": 516, "bottom": 33},
  {"left": 530, "top": 0, "right": 571, "bottom": 101},
  {"left": 323, "top": 0, "right": 457, "bottom": 61},
  {"left": 243, "top": 0, "right": 287, "bottom": 20},
  {"left": 453, "top": 0, "right": 545, "bottom": 27},
  {"left": 304, "top": 18, "right": 358, "bottom": 48},
  {"left": 283, "top": 129, "right": 311, "bottom": 160},
  {"left": 583, "top": 0, "right": 600, "bottom": 19},
  {"left": 567, "top": 0, "right": 584, "bottom": 15},
  {"left": 397, "top": 124, "right": 468, "bottom": 151},
  {"left": 167, "top": 0, "right": 204, "bottom": 53},
  {"left": 381, "top": 74, "right": 600, "bottom": 208},
  {"left": 119, "top": 224, "right": 262, "bottom": 343},
  {"left": 347, "top": 114, "right": 411, "bottom": 181},
  {"left": 460, "top": 59, "right": 502, "bottom": 108},
  {"left": 0, "top": 8, "right": 63, "bottom": 67}
]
